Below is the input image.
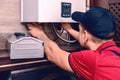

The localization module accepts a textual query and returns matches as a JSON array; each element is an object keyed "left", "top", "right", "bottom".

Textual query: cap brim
[{"left": 72, "top": 11, "right": 84, "bottom": 22}]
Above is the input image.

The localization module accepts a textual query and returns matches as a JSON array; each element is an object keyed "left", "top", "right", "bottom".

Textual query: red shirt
[{"left": 69, "top": 41, "right": 120, "bottom": 80}]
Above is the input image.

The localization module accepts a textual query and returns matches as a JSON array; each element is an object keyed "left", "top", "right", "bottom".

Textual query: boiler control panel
[{"left": 61, "top": 2, "right": 71, "bottom": 18}]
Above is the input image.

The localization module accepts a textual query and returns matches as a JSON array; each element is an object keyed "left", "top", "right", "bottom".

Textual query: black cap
[{"left": 72, "top": 6, "right": 116, "bottom": 40}]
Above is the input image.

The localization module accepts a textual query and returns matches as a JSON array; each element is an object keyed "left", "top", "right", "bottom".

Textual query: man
[{"left": 27, "top": 6, "right": 120, "bottom": 80}]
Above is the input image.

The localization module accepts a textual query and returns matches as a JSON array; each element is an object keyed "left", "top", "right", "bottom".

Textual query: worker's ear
[{"left": 84, "top": 30, "right": 89, "bottom": 43}]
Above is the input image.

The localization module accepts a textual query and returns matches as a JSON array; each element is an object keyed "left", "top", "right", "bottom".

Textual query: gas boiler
[{"left": 21, "top": 0, "right": 88, "bottom": 22}]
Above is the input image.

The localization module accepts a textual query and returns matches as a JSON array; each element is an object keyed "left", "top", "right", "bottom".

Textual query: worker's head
[{"left": 71, "top": 6, "right": 116, "bottom": 48}]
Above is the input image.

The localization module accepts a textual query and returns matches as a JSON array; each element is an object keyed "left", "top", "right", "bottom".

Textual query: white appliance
[
  {"left": 7, "top": 33, "right": 44, "bottom": 59},
  {"left": 21, "top": 0, "right": 87, "bottom": 22}
]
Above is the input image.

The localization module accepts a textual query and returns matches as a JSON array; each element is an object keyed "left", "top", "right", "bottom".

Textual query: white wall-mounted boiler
[{"left": 21, "top": 0, "right": 88, "bottom": 22}]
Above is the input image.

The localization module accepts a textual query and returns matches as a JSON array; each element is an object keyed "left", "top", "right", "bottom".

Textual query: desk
[{"left": 0, "top": 50, "right": 54, "bottom": 72}]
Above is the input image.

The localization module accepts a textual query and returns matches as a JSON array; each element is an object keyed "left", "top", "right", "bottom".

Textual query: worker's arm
[
  {"left": 61, "top": 23, "right": 79, "bottom": 41},
  {"left": 27, "top": 23, "right": 73, "bottom": 72}
]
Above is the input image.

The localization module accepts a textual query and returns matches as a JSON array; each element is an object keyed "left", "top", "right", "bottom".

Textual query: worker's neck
[
  {"left": 87, "top": 40, "right": 112, "bottom": 50},
  {"left": 88, "top": 43, "right": 102, "bottom": 50}
]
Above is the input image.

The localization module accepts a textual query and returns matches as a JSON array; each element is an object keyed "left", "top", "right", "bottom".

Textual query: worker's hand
[
  {"left": 61, "top": 23, "right": 73, "bottom": 32},
  {"left": 27, "top": 23, "right": 45, "bottom": 39}
]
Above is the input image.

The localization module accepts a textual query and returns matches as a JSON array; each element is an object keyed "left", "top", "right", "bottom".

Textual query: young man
[{"left": 27, "top": 6, "right": 120, "bottom": 80}]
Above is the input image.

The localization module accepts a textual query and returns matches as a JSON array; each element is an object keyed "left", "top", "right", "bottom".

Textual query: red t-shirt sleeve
[{"left": 69, "top": 50, "right": 96, "bottom": 79}]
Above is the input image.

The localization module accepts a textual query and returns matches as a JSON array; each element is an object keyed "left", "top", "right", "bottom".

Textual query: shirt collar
[{"left": 97, "top": 40, "right": 116, "bottom": 52}]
